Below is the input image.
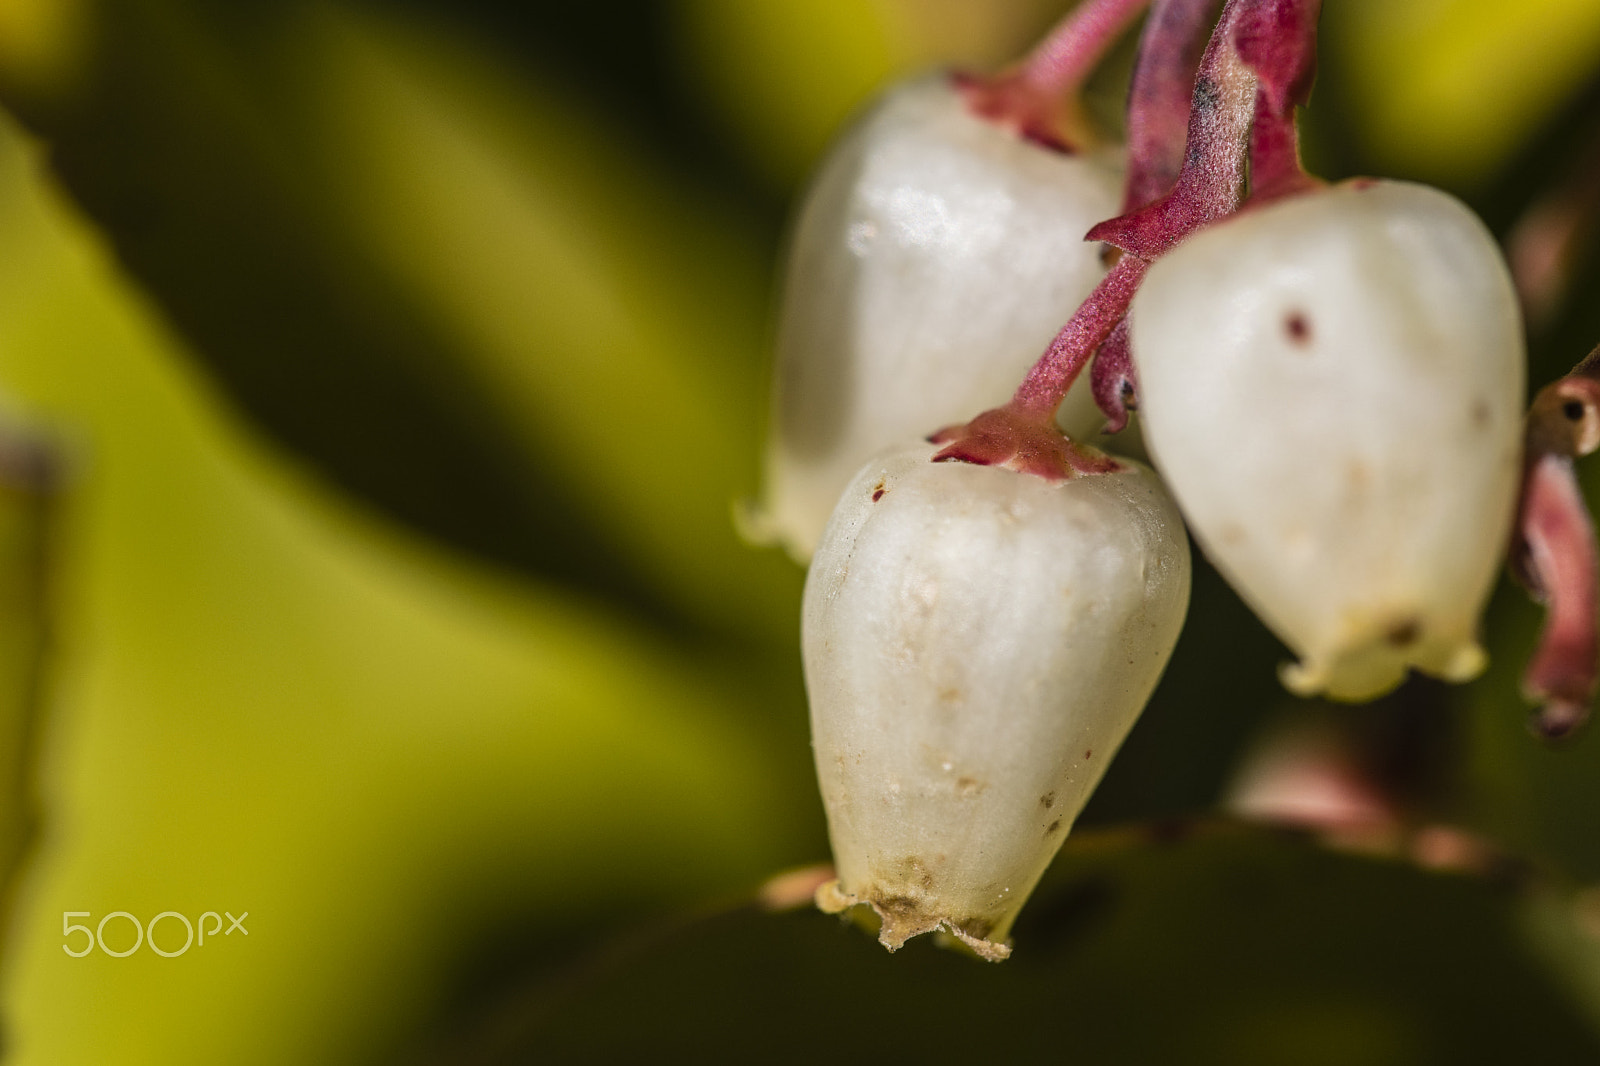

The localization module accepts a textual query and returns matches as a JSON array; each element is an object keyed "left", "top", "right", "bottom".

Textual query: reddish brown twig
[{"left": 1513, "top": 345, "right": 1600, "bottom": 740}]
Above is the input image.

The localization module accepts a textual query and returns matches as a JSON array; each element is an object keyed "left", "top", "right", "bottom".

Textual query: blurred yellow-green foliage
[{"left": 0, "top": 1, "right": 1598, "bottom": 1063}]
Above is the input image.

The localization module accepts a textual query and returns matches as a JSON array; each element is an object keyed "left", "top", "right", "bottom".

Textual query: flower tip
[
  {"left": 1278, "top": 654, "right": 1403, "bottom": 703},
  {"left": 733, "top": 494, "right": 815, "bottom": 565},
  {"left": 813, "top": 877, "right": 853, "bottom": 915},
  {"left": 1276, "top": 631, "right": 1487, "bottom": 703},
  {"left": 1438, "top": 642, "right": 1489, "bottom": 684},
  {"left": 814, "top": 877, "right": 1015, "bottom": 961},
  {"left": 1277, "top": 656, "right": 1404, "bottom": 703},
  {"left": 1276, "top": 658, "right": 1320, "bottom": 698},
  {"left": 874, "top": 907, "right": 1012, "bottom": 962},
  {"left": 1529, "top": 699, "right": 1591, "bottom": 743},
  {"left": 948, "top": 927, "right": 1013, "bottom": 963}
]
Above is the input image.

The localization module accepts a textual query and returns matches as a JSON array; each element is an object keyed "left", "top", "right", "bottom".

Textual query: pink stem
[
  {"left": 1087, "top": 0, "right": 1259, "bottom": 259},
  {"left": 1011, "top": 255, "right": 1149, "bottom": 419},
  {"left": 934, "top": 0, "right": 1323, "bottom": 471},
  {"left": 1247, "top": 91, "right": 1321, "bottom": 204},
  {"left": 1519, "top": 454, "right": 1598, "bottom": 739},
  {"left": 1123, "top": 0, "right": 1225, "bottom": 212},
  {"left": 1020, "top": 0, "right": 1156, "bottom": 98},
  {"left": 1239, "top": 0, "right": 1323, "bottom": 204},
  {"left": 1232, "top": 0, "right": 1321, "bottom": 117},
  {"left": 1089, "top": 0, "right": 1321, "bottom": 258},
  {"left": 957, "top": 0, "right": 1151, "bottom": 152}
]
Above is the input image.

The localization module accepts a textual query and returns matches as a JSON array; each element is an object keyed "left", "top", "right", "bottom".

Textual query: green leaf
[
  {"left": 0, "top": 117, "right": 808, "bottom": 1066},
  {"left": 1324, "top": 0, "right": 1600, "bottom": 187},
  {"left": 0, "top": 0, "right": 804, "bottom": 644},
  {"left": 426, "top": 826, "right": 1600, "bottom": 1064},
  {"left": 0, "top": 423, "right": 57, "bottom": 983}
]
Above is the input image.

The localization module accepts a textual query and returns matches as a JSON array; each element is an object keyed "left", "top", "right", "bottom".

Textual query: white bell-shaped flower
[
  {"left": 1130, "top": 179, "right": 1525, "bottom": 701},
  {"left": 804, "top": 443, "right": 1190, "bottom": 959},
  {"left": 759, "top": 75, "right": 1123, "bottom": 563}
]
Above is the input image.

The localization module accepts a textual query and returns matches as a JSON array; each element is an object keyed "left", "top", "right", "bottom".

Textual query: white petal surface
[
  {"left": 804, "top": 444, "right": 1190, "bottom": 957},
  {"left": 762, "top": 76, "right": 1122, "bottom": 562},
  {"left": 1132, "top": 180, "right": 1525, "bottom": 700}
]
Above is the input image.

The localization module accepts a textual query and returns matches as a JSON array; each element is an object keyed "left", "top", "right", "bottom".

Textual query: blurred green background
[{"left": 0, "top": 0, "right": 1598, "bottom": 1062}]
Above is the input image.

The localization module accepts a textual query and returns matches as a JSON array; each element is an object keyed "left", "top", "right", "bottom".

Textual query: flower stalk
[
  {"left": 956, "top": 0, "right": 1152, "bottom": 152},
  {"left": 934, "top": 0, "right": 1322, "bottom": 461},
  {"left": 1122, "top": 0, "right": 1227, "bottom": 213}
]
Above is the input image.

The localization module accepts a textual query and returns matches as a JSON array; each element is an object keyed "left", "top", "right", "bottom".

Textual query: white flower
[
  {"left": 1131, "top": 179, "right": 1525, "bottom": 700},
  {"left": 758, "top": 75, "right": 1123, "bottom": 563},
  {"left": 804, "top": 442, "right": 1190, "bottom": 958}
]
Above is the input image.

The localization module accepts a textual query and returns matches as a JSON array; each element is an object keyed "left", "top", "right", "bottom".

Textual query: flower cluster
[{"left": 753, "top": 0, "right": 1594, "bottom": 959}]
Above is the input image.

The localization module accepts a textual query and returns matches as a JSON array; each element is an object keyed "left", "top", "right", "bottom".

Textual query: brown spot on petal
[
  {"left": 1284, "top": 310, "right": 1313, "bottom": 346},
  {"left": 1045, "top": 819, "right": 1063, "bottom": 836},
  {"left": 871, "top": 480, "right": 886, "bottom": 502},
  {"left": 1040, "top": 791, "right": 1056, "bottom": 810},
  {"left": 876, "top": 895, "right": 923, "bottom": 922},
  {"left": 1385, "top": 618, "right": 1422, "bottom": 648},
  {"left": 956, "top": 776, "right": 988, "bottom": 797},
  {"left": 876, "top": 856, "right": 936, "bottom": 890},
  {"left": 1472, "top": 399, "right": 1492, "bottom": 428}
]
